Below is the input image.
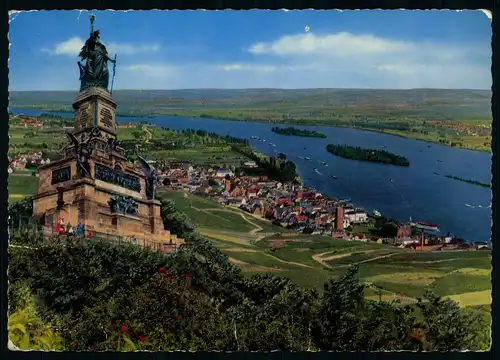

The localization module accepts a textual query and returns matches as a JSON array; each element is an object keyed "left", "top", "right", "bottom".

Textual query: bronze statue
[
  {"left": 66, "top": 131, "right": 95, "bottom": 178},
  {"left": 105, "top": 137, "right": 120, "bottom": 152},
  {"left": 108, "top": 196, "right": 139, "bottom": 216},
  {"left": 78, "top": 14, "right": 117, "bottom": 92},
  {"left": 138, "top": 155, "right": 158, "bottom": 200}
]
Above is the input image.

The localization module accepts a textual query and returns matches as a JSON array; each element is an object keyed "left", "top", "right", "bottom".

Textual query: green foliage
[
  {"left": 326, "top": 144, "right": 410, "bottom": 167},
  {"left": 416, "top": 291, "right": 489, "bottom": 351},
  {"left": 8, "top": 196, "right": 34, "bottom": 219},
  {"left": 9, "top": 232, "right": 490, "bottom": 351},
  {"left": 231, "top": 146, "right": 298, "bottom": 182},
  {"left": 160, "top": 198, "right": 195, "bottom": 237},
  {"left": 8, "top": 288, "right": 64, "bottom": 351},
  {"left": 11, "top": 236, "right": 168, "bottom": 315},
  {"left": 444, "top": 174, "right": 490, "bottom": 188},
  {"left": 271, "top": 126, "right": 327, "bottom": 138}
]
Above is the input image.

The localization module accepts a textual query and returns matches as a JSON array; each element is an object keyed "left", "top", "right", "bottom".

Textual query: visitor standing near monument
[{"left": 76, "top": 222, "right": 85, "bottom": 237}]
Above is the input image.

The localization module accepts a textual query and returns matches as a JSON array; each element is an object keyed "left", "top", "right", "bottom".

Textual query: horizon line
[{"left": 9, "top": 87, "right": 492, "bottom": 92}]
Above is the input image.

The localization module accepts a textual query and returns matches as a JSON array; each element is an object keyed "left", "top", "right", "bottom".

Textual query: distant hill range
[{"left": 9, "top": 88, "right": 492, "bottom": 120}]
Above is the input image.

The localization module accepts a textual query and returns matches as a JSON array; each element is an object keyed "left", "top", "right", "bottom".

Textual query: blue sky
[{"left": 9, "top": 9, "right": 492, "bottom": 91}]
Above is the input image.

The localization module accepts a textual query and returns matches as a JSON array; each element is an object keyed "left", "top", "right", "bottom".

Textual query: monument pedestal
[{"left": 33, "top": 87, "right": 184, "bottom": 250}]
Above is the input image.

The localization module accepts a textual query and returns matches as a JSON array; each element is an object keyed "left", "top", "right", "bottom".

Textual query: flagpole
[{"left": 110, "top": 54, "right": 117, "bottom": 94}]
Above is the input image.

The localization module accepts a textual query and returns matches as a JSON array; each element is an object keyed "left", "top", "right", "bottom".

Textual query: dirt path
[
  {"left": 190, "top": 206, "right": 230, "bottom": 223},
  {"left": 228, "top": 257, "right": 281, "bottom": 272},
  {"left": 195, "top": 206, "right": 264, "bottom": 235},
  {"left": 262, "top": 253, "right": 314, "bottom": 268},
  {"left": 142, "top": 125, "right": 153, "bottom": 142},
  {"left": 224, "top": 248, "right": 259, "bottom": 253},
  {"left": 363, "top": 283, "right": 418, "bottom": 304},
  {"left": 353, "top": 252, "right": 399, "bottom": 266},
  {"left": 311, "top": 250, "right": 398, "bottom": 269}
]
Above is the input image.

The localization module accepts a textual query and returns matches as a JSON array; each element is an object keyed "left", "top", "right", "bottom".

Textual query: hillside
[
  {"left": 9, "top": 88, "right": 492, "bottom": 152},
  {"left": 10, "top": 88, "right": 492, "bottom": 119},
  {"left": 159, "top": 189, "right": 492, "bottom": 309}
]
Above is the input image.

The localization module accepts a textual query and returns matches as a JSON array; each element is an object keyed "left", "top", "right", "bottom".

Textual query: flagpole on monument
[{"left": 110, "top": 54, "right": 117, "bottom": 95}]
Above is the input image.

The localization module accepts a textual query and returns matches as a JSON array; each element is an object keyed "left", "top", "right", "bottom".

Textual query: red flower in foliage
[
  {"left": 111, "top": 322, "right": 116, "bottom": 329},
  {"left": 177, "top": 315, "right": 183, "bottom": 321},
  {"left": 167, "top": 274, "right": 174, "bottom": 281},
  {"left": 185, "top": 273, "right": 192, "bottom": 279},
  {"left": 138, "top": 335, "right": 146, "bottom": 343},
  {"left": 121, "top": 323, "right": 129, "bottom": 334},
  {"left": 159, "top": 267, "right": 167, "bottom": 274},
  {"left": 71, "top": 343, "right": 76, "bottom": 349}
]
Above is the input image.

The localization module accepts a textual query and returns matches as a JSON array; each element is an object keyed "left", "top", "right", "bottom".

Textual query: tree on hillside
[
  {"left": 8, "top": 232, "right": 490, "bottom": 352},
  {"left": 8, "top": 197, "right": 34, "bottom": 228},
  {"left": 159, "top": 199, "right": 195, "bottom": 238},
  {"left": 379, "top": 222, "right": 398, "bottom": 238},
  {"left": 415, "top": 291, "right": 489, "bottom": 351}
]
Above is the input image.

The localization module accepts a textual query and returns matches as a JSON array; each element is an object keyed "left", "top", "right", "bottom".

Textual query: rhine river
[{"left": 11, "top": 109, "right": 492, "bottom": 242}]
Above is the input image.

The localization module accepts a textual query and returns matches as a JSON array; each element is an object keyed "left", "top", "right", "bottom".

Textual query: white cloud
[
  {"left": 41, "top": 37, "right": 161, "bottom": 57},
  {"left": 249, "top": 32, "right": 414, "bottom": 57},
  {"left": 41, "top": 37, "right": 84, "bottom": 56},
  {"left": 243, "top": 31, "right": 491, "bottom": 89},
  {"left": 27, "top": 31, "right": 490, "bottom": 90},
  {"left": 216, "top": 63, "right": 276, "bottom": 73}
]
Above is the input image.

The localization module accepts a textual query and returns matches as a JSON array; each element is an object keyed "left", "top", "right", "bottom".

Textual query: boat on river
[
  {"left": 410, "top": 220, "right": 440, "bottom": 232},
  {"left": 321, "top": 161, "right": 328, "bottom": 166},
  {"left": 304, "top": 157, "right": 312, "bottom": 161},
  {"left": 373, "top": 210, "right": 382, "bottom": 217},
  {"left": 331, "top": 175, "right": 338, "bottom": 180}
]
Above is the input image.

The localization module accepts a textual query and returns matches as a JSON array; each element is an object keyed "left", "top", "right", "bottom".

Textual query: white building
[
  {"left": 215, "top": 169, "right": 233, "bottom": 178},
  {"left": 344, "top": 209, "right": 368, "bottom": 223}
]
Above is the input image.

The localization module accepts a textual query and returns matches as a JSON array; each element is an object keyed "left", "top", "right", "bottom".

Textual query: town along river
[{"left": 12, "top": 108, "right": 492, "bottom": 242}]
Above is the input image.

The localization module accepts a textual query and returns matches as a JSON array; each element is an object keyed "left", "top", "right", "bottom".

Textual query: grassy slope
[
  {"left": 8, "top": 174, "right": 39, "bottom": 202},
  {"left": 162, "top": 189, "right": 491, "bottom": 306}
]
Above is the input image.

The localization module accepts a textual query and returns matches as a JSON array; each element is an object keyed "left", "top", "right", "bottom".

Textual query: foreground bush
[{"left": 8, "top": 232, "right": 490, "bottom": 351}]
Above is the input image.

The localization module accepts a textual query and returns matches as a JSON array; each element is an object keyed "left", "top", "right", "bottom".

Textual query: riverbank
[
  {"left": 9, "top": 106, "right": 491, "bottom": 153},
  {"left": 9, "top": 107, "right": 492, "bottom": 242},
  {"left": 163, "top": 114, "right": 492, "bottom": 153},
  {"left": 326, "top": 144, "right": 410, "bottom": 167},
  {"left": 444, "top": 175, "right": 491, "bottom": 188},
  {"left": 271, "top": 126, "right": 327, "bottom": 138}
]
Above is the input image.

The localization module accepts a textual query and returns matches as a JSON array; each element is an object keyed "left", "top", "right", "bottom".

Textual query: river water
[{"left": 10, "top": 108, "right": 492, "bottom": 242}]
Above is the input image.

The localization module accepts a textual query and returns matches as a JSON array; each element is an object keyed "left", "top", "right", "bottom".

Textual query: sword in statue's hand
[{"left": 110, "top": 54, "right": 117, "bottom": 94}]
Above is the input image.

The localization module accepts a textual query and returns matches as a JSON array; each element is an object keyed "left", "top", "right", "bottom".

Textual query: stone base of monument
[{"left": 33, "top": 87, "right": 184, "bottom": 251}]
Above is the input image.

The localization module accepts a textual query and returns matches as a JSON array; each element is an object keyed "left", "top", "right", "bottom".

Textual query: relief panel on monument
[
  {"left": 76, "top": 104, "right": 93, "bottom": 129},
  {"left": 95, "top": 163, "right": 141, "bottom": 192},
  {"left": 51, "top": 166, "right": 71, "bottom": 185},
  {"left": 108, "top": 195, "right": 139, "bottom": 217},
  {"left": 99, "top": 104, "right": 115, "bottom": 130}
]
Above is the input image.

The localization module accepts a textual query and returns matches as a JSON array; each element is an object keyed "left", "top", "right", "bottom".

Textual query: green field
[
  {"left": 8, "top": 174, "right": 39, "bottom": 202},
  {"left": 10, "top": 88, "right": 492, "bottom": 152},
  {"left": 161, "top": 189, "right": 491, "bottom": 306},
  {"left": 9, "top": 119, "right": 251, "bottom": 168},
  {"left": 158, "top": 189, "right": 287, "bottom": 235}
]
